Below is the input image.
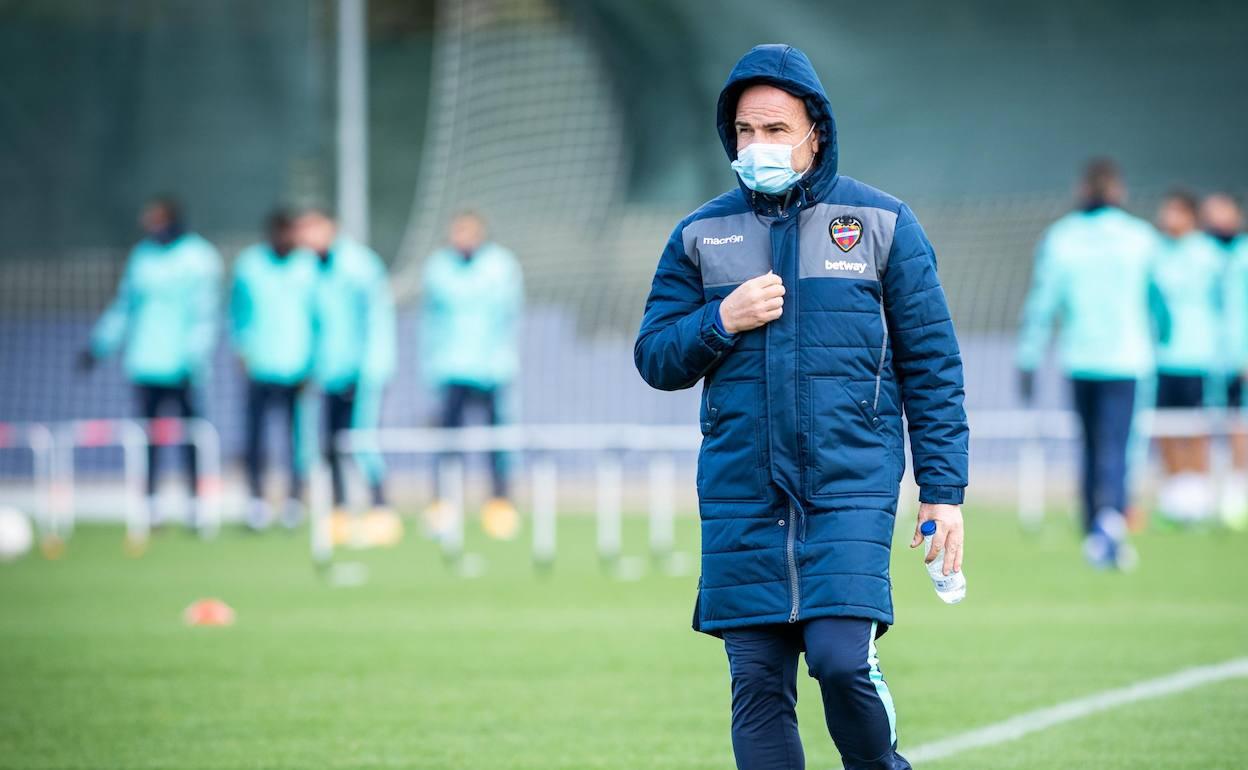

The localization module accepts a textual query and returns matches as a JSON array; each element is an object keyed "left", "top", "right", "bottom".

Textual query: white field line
[{"left": 907, "top": 657, "right": 1248, "bottom": 765}]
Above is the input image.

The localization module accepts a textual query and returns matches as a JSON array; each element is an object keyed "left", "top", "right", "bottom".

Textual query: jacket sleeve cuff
[
  {"left": 919, "top": 485, "right": 965, "bottom": 505},
  {"left": 711, "top": 307, "right": 734, "bottom": 339},
  {"left": 700, "top": 300, "right": 738, "bottom": 352}
]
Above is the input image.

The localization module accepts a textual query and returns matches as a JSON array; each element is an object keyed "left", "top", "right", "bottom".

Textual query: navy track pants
[
  {"left": 434, "top": 382, "right": 508, "bottom": 498},
  {"left": 1070, "top": 377, "right": 1136, "bottom": 532},
  {"left": 723, "top": 617, "right": 910, "bottom": 770},
  {"left": 136, "top": 383, "right": 198, "bottom": 497},
  {"left": 243, "top": 379, "right": 301, "bottom": 500}
]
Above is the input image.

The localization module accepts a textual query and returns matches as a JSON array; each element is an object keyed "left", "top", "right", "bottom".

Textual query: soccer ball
[
  {"left": 1157, "top": 473, "right": 1214, "bottom": 525},
  {"left": 0, "top": 507, "right": 34, "bottom": 562}
]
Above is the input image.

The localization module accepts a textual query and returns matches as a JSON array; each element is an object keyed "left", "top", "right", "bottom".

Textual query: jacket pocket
[
  {"left": 697, "top": 380, "right": 767, "bottom": 502},
  {"left": 807, "top": 376, "right": 894, "bottom": 497}
]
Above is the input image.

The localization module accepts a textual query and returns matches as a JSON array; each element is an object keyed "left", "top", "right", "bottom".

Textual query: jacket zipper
[
  {"left": 786, "top": 500, "right": 800, "bottom": 623},
  {"left": 873, "top": 304, "right": 888, "bottom": 411},
  {"left": 783, "top": 192, "right": 801, "bottom": 624}
]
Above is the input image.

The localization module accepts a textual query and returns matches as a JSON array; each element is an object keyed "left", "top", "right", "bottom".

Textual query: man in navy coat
[{"left": 635, "top": 45, "right": 969, "bottom": 770}]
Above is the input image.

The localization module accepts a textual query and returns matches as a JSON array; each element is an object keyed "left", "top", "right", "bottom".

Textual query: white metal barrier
[
  {"left": 3, "top": 407, "right": 1234, "bottom": 562},
  {"left": 51, "top": 417, "right": 224, "bottom": 550},
  {"left": 0, "top": 421, "right": 57, "bottom": 548},
  {"left": 972, "top": 407, "right": 1248, "bottom": 529},
  {"left": 340, "top": 408, "right": 1248, "bottom": 568},
  {"left": 338, "top": 424, "right": 702, "bottom": 574}
]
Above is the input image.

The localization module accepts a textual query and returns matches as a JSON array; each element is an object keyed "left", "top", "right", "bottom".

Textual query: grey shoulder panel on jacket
[{"left": 676, "top": 189, "right": 753, "bottom": 266}]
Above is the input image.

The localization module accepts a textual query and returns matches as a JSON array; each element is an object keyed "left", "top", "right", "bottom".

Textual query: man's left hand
[{"left": 909, "top": 503, "right": 964, "bottom": 575}]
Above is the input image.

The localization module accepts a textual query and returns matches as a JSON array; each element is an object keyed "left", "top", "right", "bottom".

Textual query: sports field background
[
  {"left": 4, "top": 0, "right": 1248, "bottom": 458},
  {"left": 2, "top": 2, "right": 1248, "bottom": 768},
  {"left": 3, "top": 509, "right": 1245, "bottom": 769}
]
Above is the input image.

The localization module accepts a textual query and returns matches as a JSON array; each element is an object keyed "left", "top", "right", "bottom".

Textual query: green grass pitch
[{"left": 1, "top": 508, "right": 1246, "bottom": 769}]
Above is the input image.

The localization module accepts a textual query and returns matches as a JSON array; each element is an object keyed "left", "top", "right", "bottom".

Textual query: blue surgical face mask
[{"left": 731, "top": 123, "right": 816, "bottom": 195}]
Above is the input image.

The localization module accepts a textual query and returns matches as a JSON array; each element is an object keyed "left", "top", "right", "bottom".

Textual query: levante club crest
[{"left": 830, "top": 216, "right": 863, "bottom": 252}]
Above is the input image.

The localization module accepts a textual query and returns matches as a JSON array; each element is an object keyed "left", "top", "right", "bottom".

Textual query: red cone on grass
[{"left": 183, "top": 598, "right": 235, "bottom": 627}]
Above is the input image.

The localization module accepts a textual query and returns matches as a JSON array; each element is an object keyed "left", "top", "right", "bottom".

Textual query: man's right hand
[{"left": 719, "top": 272, "right": 785, "bottom": 334}]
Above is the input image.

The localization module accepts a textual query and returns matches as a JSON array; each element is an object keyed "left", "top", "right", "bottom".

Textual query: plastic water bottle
[{"left": 921, "top": 520, "right": 966, "bottom": 604}]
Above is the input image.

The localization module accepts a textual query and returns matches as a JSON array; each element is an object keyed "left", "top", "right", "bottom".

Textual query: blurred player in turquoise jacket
[
  {"left": 420, "top": 212, "right": 524, "bottom": 540},
  {"left": 295, "top": 210, "right": 398, "bottom": 544},
  {"left": 1017, "top": 160, "right": 1161, "bottom": 568},
  {"left": 1201, "top": 192, "right": 1248, "bottom": 529},
  {"left": 1150, "top": 191, "right": 1223, "bottom": 524},
  {"left": 230, "top": 210, "right": 318, "bottom": 530},
  {"left": 81, "top": 196, "right": 222, "bottom": 529}
]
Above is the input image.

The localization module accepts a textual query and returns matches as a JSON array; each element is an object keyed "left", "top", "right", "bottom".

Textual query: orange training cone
[{"left": 182, "top": 598, "right": 236, "bottom": 627}]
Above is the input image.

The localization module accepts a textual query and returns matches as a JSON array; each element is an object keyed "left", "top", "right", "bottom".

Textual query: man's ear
[{"left": 811, "top": 128, "right": 820, "bottom": 156}]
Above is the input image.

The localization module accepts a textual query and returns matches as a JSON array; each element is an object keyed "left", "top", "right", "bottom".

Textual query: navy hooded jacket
[{"left": 634, "top": 45, "right": 969, "bottom": 635}]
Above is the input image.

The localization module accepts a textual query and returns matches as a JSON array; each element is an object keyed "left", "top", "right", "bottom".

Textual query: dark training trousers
[
  {"left": 325, "top": 388, "right": 354, "bottom": 507},
  {"left": 435, "top": 383, "right": 508, "bottom": 499},
  {"left": 136, "top": 383, "right": 198, "bottom": 497},
  {"left": 1155, "top": 373, "right": 1204, "bottom": 409},
  {"left": 723, "top": 617, "right": 910, "bottom": 770},
  {"left": 1071, "top": 377, "right": 1136, "bottom": 533},
  {"left": 324, "top": 386, "right": 385, "bottom": 508},
  {"left": 243, "top": 380, "right": 301, "bottom": 500}
]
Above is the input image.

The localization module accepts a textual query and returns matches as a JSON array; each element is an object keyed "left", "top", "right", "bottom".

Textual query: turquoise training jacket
[
  {"left": 1152, "top": 232, "right": 1223, "bottom": 376},
  {"left": 419, "top": 242, "right": 524, "bottom": 390},
  {"left": 230, "top": 244, "right": 319, "bottom": 385},
  {"left": 311, "top": 236, "right": 396, "bottom": 486},
  {"left": 1217, "top": 235, "right": 1248, "bottom": 377},
  {"left": 91, "top": 233, "right": 222, "bottom": 385},
  {"left": 312, "top": 236, "right": 396, "bottom": 395},
  {"left": 1017, "top": 207, "right": 1161, "bottom": 380}
]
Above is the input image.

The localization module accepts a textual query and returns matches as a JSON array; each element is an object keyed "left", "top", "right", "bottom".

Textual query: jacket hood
[{"left": 716, "top": 44, "right": 838, "bottom": 204}]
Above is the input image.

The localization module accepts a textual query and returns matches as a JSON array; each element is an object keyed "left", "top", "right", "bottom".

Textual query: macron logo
[
  {"left": 703, "top": 235, "right": 744, "bottom": 245},
  {"left": 826, "top": 259, "right": 868, "bottom": 274}
]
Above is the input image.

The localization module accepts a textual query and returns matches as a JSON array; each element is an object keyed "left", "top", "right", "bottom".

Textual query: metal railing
[
  {"left": 335, "top": 407, "right": 1248, "bottom": 567},
  {"left": 5, "top": 408, "right": 1241, "bottom": 563},
  {"left": 0, "top": 417, "right": 223, "bottom": 554}
]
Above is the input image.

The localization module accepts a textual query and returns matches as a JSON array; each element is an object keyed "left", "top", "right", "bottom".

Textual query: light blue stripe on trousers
[{"left": 869, "top": 620, "right": 899, "bottom": 745}]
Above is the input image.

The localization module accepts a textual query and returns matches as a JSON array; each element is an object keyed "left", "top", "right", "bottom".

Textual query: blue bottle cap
[{"left": 920, "top": 520, "right": 937, "bottom": 537}]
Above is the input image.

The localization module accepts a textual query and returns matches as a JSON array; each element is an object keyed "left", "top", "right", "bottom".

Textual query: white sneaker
[
  {"left": 1091, "top": 508, "right": 1137, "bottom": 572},
  {"left": 146, "top": 495, "right": 165, "bottom": 530},
  {"left": 244, "top": 498, "right": 273, "bottom": 531},
  {"left": 1115, "top": 542, "right": 1140, "bottom": 572},
  {"left": 280, "top": 498, "right": 304, "bottom": 530},
  {"left": 1095, "top": 507, "right": 1128, "bottom": 545},
  {"left": 1158, "top": 474, "right": 1213, "bottom": 525},
  {"left": 1083, "top": 532, "right": 1113, "bottom": 569}
]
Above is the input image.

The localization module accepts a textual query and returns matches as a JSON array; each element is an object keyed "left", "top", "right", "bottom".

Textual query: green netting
[
  {"left": 1, "top": 0, "right": 1246, "bottom": 484},
  {"left": 0, "top": 0, "right": 331, "bottom": 254},
  {"left": 566, "top": 0, "right": 1248, "bottom": 204},
  {"left": 390, "top": 0, "right": 1248, "bottom": 337}
]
